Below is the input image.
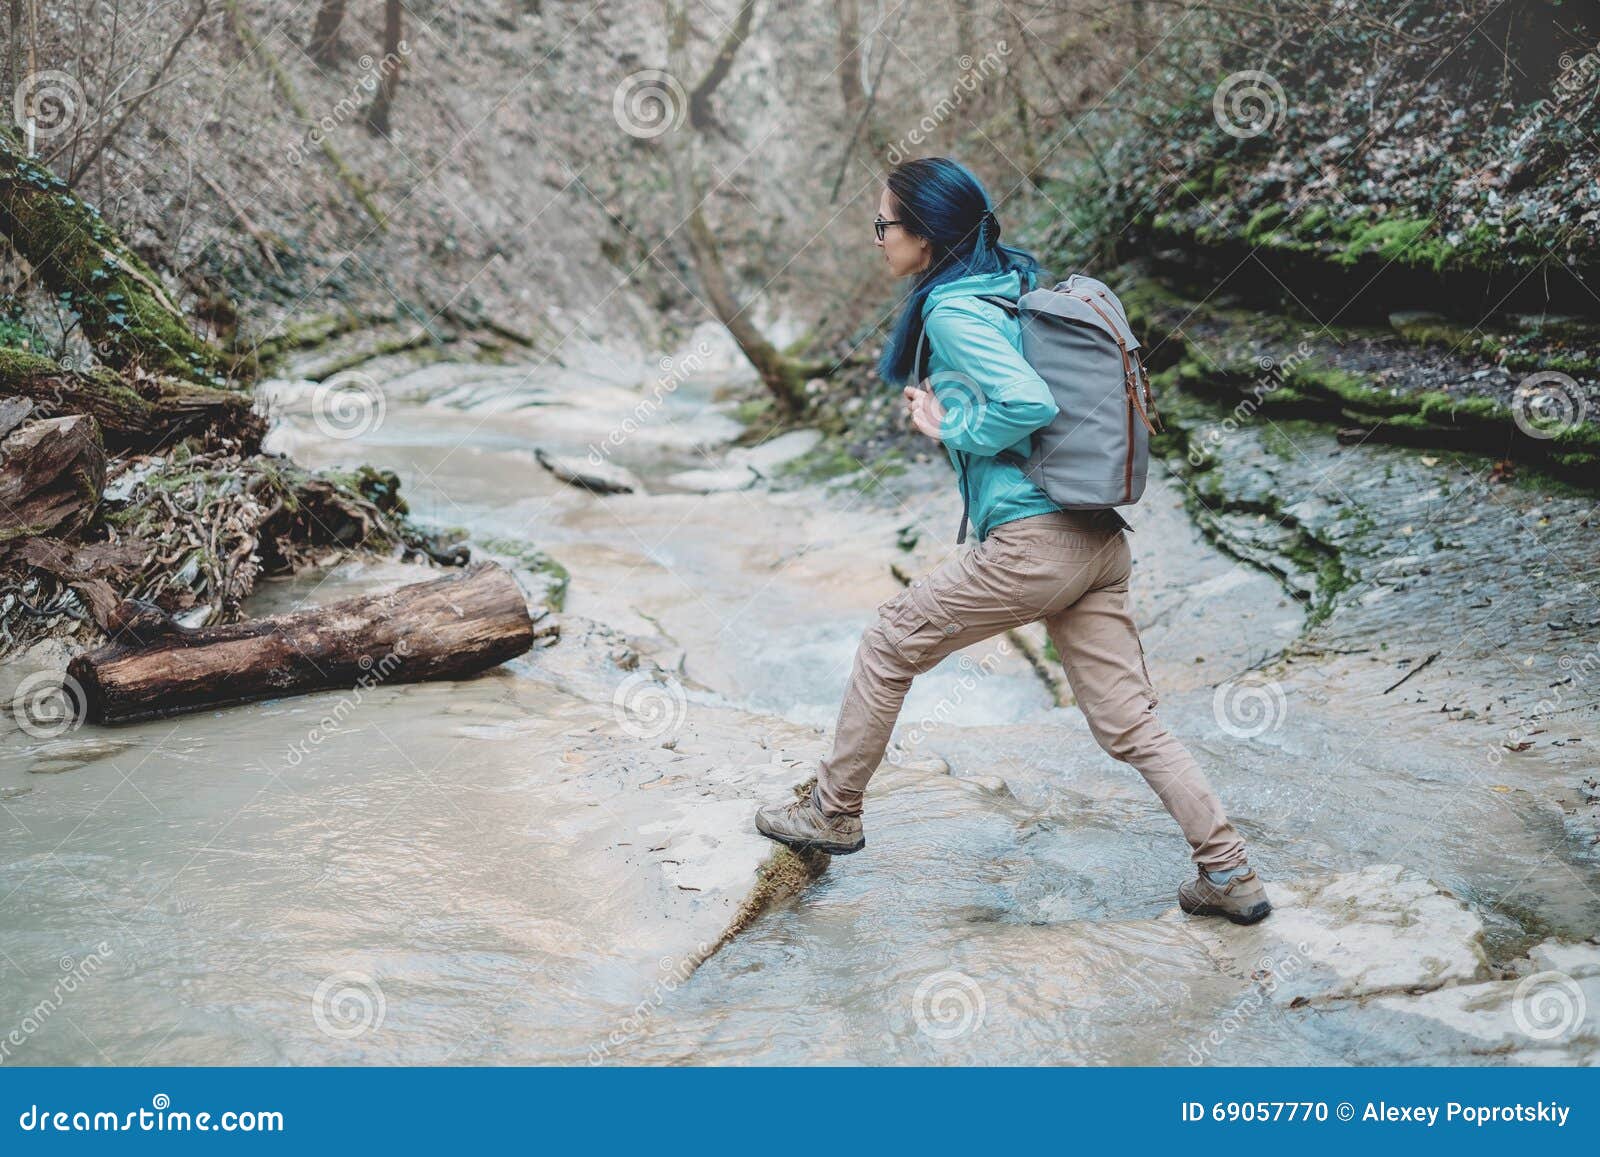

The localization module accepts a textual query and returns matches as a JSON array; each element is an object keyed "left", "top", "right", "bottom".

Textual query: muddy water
[{"left": 2, "top": 331, "right": 1597, "bottom": 1065}]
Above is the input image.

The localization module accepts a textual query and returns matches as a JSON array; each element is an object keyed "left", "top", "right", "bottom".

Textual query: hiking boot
[
  {"left": 1178, "top": 865, "right": 1272, "bottom": 925},
  {"left": 755, "top": 787, "right": 865, "bottom": 855}
]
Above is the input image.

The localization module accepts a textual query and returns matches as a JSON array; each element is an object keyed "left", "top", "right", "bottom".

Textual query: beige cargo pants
[{"left": 814, "top": 509, "right": 1247, "bottom": 871}]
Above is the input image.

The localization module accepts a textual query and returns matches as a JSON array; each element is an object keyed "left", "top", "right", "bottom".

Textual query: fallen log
[
  {"left": 0, "top": 411, "right": 105, "bottom": 543},
  {"left": 535, "top": 447, "right": 639, "bottom": 494},
  {"left": 68, "top": 561, "right": 535, "bottom": 724},
  {"left": 0, "top": 347, "right": 261, "bottom": 452}
]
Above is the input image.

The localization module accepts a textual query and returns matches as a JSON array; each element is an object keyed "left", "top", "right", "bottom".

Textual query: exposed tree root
[{"left": 691, "top": 777, "right": 831, "bottom": 973}]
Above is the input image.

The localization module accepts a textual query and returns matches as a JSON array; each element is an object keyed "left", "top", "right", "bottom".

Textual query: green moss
[
  {"left": 1334, "top": 218, "right": 1435, "bottom": 267},
  {"left": 530, "top": 555, "right": 570, "bottom": 611},
  {"left": 0, "top": 136, "right": 227, "bottom": 385},
  {"left": 1243, "top": 204, "right": 1287, "bottom": 243},
  {"left": 474, "top": 534, "right": 571, "bottom": 611},
  {"left": 251, "top": 311, "right": 381, "bottom": 368},
  {"left": 731, "top": 395, "right": 775, "bottom": 425},
  {"left": 1259, "top": 424, "right": 1298, "bottom": 461},
  {"left": 1297, "top": 206, "right": 1333, "bottom": 236},
  {"left": 1388, "top": 311, "right": 1482, "bottom": 352},
  {"left": 323, "top": 465, "right": 408, "bottom": 516},
  {"left": 773, "top": 440, "right": 864, "bottom": 484},
  {"left": 1126, "top": 276, "right": 1600, "bottom": 490}
]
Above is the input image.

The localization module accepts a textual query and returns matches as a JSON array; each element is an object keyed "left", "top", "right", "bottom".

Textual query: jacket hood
[{"left": 920, "top": 267, "right": 1034, "bottom": 317}]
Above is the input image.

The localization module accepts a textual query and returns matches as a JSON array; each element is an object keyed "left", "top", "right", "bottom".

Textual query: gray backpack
[{"left": 920, "top": 273, "right": 1162, "bottom": 542}]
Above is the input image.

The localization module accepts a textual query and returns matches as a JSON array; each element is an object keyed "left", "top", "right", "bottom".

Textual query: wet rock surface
[{"left": 3, "top": 329, "right": 1597, "bottom": 1064}]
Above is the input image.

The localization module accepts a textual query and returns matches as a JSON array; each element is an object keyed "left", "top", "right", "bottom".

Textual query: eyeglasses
[{"left": 873, "top": 216, "right": 906, "bottom": 242}]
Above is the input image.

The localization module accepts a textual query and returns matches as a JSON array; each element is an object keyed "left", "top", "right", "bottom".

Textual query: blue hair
[{"left": 875, "top": 157, "right": 1044, "bottom": 386}]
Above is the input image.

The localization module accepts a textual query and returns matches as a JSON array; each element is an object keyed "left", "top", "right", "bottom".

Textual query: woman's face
[{"left": 876, "top": 188, "right": 930, "bottom": 278}]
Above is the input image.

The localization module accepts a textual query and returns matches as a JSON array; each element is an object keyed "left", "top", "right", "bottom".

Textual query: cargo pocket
[
  {"left": 1133, "top": 631, "right": 1159, "bottom": 707},
  {"left": 883, "top": 579, "right": 965, "bottom": 667}
]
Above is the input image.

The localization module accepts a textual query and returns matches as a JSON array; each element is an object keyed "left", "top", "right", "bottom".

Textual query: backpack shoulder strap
[{"left": 972, "top": 294, "right": 1018, "bottom": 313}]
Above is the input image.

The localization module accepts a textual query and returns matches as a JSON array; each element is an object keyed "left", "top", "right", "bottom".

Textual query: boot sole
[
  {"left": 754, "top": 816, "right": 865, "bottom": 856},
  {"left": 1179, "top": 894, "right": 1272, "bottom": 925}
]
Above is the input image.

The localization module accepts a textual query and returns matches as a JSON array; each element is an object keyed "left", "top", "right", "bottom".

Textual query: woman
[{"left": 754, "top": 157, "right": 1270, "bottom": 925}]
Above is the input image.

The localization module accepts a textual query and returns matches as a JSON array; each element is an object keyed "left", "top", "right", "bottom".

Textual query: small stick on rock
[{"left": 1383, "top": 649, "right": 1441, "bottom": 694}]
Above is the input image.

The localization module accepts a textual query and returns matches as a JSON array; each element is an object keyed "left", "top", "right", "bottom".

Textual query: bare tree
[
  {"left": 4, "top": 0, "right": 22, "bottom": 121},
  {"left": 831, "top": 0, "right": 890, "bottom": 163},
  {"left": 307, "top": 0, "right": 347, "bottom": 64},
  {"left": 1130, "top": 0, "right": 1152, "bottom": 57},
  {"left": 64, "top": 0, "right": 211, "bottom": 186},
  {"left": 364, "top": 0, "right": 403, "bottom": 135},
  {"left": 951, "top": 0, "right": 974, "bottom": 60},
  {"left": 662, "top": 0, "right": 810, "bottom": 416}
]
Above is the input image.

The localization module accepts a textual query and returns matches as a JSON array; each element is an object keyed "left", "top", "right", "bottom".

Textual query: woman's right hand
[
  {"left": 902, "top": 383, "right": 920, "bottom": 420},
  {"left": 903, "top": 383, "right": 946, "bottom": 443}
]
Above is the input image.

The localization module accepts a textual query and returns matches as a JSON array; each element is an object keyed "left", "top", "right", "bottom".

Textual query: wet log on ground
[
  {"left": 68, "top": 561, "right": 535, "bottom": 724},
  {"left": 0, "top": 348, "right": 261, "bottom": 452},
  {"left": 0, "top": 410, "right": 105, "bottom": 543}
]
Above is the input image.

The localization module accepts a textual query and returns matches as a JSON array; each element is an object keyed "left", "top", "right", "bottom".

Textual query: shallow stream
[{"left": 3, "top": 335, "right": 1597, "bottom": 1065}]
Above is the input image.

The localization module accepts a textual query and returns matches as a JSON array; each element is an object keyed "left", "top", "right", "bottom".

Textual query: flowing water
[{"left": 2, "top": 331, "right": 1597, "bottom": 1066}]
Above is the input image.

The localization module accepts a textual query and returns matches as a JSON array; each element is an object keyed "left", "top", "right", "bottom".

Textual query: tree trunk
[
  {"left": 364, "top": 0, "right": 404, "bottom": 135},
  {"left": 307, "top": 0, "right": 347, "bottom": 63},
  {"left": 68, "top": 562, "right": 536, "bottom": 724},
  {"left": 832, "top": 0, "right": 891, "bottom": 162},
  {"left": 4, "top": 0, "right": 22, "bottom": 119},
  {"left": 0, "top": 346, "right": 262, "bottom": 452},
  {"left": 0, "top": 409, "right": 104, "bottom": 544},
  {"left": 0, "top": 133, "right": 228, "bottom": 384},
  {"left": 663, "top": 0, "right": 808, "bottom": 417},
  {"left": 1130, "top": 0, "right": 1152, "bottom": 57},
  {"left": 1010, "top": 58, "right": 1042, "bottom": 191},
  {"left": 222, "top": 0, "right": 385, "bottom": 230}
]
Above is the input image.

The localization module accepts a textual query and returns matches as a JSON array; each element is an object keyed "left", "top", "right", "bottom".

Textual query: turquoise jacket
[{"left": 919, "top": 267, "right": 1062, "bottom": 543}]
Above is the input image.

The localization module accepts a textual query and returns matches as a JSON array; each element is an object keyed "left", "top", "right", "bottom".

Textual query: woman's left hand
[{"left": 902, "top": 383, "right": 945, "bottom": 443}]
